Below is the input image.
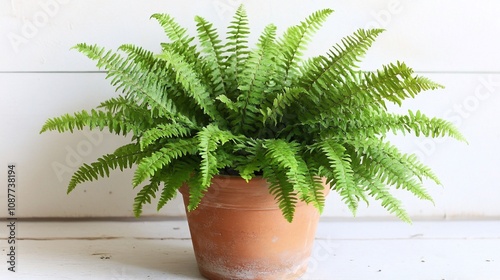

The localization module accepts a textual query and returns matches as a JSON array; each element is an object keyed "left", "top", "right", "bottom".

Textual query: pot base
[
  {"left": 198, "top": 259, "right": 308, "bottom": 280},
  {"left": 180, "top": 176, "right": 328, "bottom": 280}
]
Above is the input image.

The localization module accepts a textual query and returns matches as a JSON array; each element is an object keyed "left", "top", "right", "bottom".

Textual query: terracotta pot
[{"left": 179, "top": 175, "right": 328, "bottom": 280}]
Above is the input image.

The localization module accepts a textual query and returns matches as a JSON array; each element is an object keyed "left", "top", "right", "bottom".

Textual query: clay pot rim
[{"left": 179, "top": 176, "right": 330, "bottom": 210}]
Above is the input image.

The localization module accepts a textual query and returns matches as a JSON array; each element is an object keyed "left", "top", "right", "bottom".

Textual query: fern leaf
[
  {"left": 263, "top": 139, "right": 311, "bottom": 199},
  {"left": 195, "top": 15, "right": 228, "bottom": 98},
  {"left": 346, "top": 109, "right": 467, "bottom": 143},
  {"left": 216, "top": 94, "right": 239, "bottom": 112},
  {"left": 355, "top": 171, "right": 411, "bottom": 223},
  {"left": 133, "top": 138, "right": 198, "bottom": 187},
  {"left": 188, "top": 125, "right": 236, "bottom": 210},
  {"left": 298, "top": 29, "right": 384, "bottom": 110},
  {"left": 348, "top": 137, "right": 435, "bottom": 202},
  {"left": 360, "top": 62, "right": 444, "bottom": 108},
  {"left": 224, "top": 4, "right": 250, "bottom": 95},
  {"left": 67, "top": 144, "right": 145, "bottom": 193},
  {"left": 278, "top": 8, "right": 334, "bottom": 84},
  {"left": 140, "top": 123, "right": 193, "bottom": 150},
  {"left": 300, "top": 164, "right": 326, "bottom": 213},
  {"left": 261, "top": 87, "right": 306, "bottom": 125},
  {"left": 318, "top": 139, "right": 363, "bottom": 214},
  {"left": 157, "top": 49, "right": 222, "bottom": 123},
  {"left": 150, "top": 13, "right": 194, "bottom": 44},
  {"left": 262, "top": 165, "right": 298, "bottom": 222},
  {"left": 157, "top": 157, "right": 198, "bottom": 211},
  {"left": 117, "top": 44, "right": 205, "bottom": 122},
  {"left": 133, "top": 179, "right": 160, "bottom": 217},
  {"left": 40, "top": 109, "right": 137, "bottom": 136},
  {"left": 97, "top": 95, "right": 132, "bottom": 113},
  {"left": 234, "top": 139, "right": 265, "bottom": 181},
  {"left": 72, "top": 44, "right": 179, "bottom": 117},
  {"left": 236, "top": 23, "right": 278, "bottom": 133}
]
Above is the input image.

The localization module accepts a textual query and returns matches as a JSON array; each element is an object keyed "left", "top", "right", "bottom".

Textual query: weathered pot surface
[{"left": 180, "top": 175, "right": 328, "bottom": 280}]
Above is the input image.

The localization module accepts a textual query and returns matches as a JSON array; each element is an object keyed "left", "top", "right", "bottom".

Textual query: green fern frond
[
  {"left": 356, "top": 172, "right": 411, "bottom": 223},
  {"left": 224, "top": 4, "right": 250, "bottom": 94},
  {"left": 140, "top": 123, "right": 194, "bottom": 150},
  {"left": 133, "top": 138, "right": 198, "bottom": 187},
  {"left": 40, "top": 109, "right": 137, "bottom": 135},
  {"left": 406, "top": 110, "right": 467, "bottom": 142},
  {"left": 361, "top": 62, "right": 444, "bottom": 108},
  {"left": 72, "top": 44, "right": 178, "bottom": 116},
  {"left": 190, "top": 125, "right": 237, "bottom": 210},
  {"left": 261, "top": 87, "right": 306, "bottom": 125},
  {"left": 278, "top": 8, "right": 334, "bottom": 84},
  {"left": 262, "top": 165, "right": 298, "bottom": 223},
  {"left": 157, "top": 157, "right": 199, "bottom": 211},
  {"left": 236, "top": 24, "right": 278, "bottom": 133},
  {"left": 348, "top": 137, "right": 434, "bottom": 202},
  {"left": 298, "top": 29, "right": 384, "bottom": 110},
  {"left": 150, "top": 13, "right": 194, "bottom": 44},
  {"left": 300, "top": 164, "right": 326, "bottom": 213},
  {"left": 133, "top": 179, "right": 160, "bottom": 217},
  {"left": 346, "top": 109, "right": 467, "bottom": 143},
  {"left": 97, "top": 95, "right": 132, "bottom": 113},
  {"left": 318, "top": 139, "right": 364, "bottom": 214},
  {"left": 117, "top": 44, "right": 204, "bottom": 121},
  {"left": 157, "top": 49, "right": 222, "bottom": 123},
  {"left": 67, "top": 143, "right": 145, "bottom": 193},
  {"left": 216, "top": 94, "right": 239, "bottom": 112},
  {"left": 195, "top": 16, "right": 228, "bottom": 98},
  {"left": 235, "top": 139, "right": 265, "bottom": 181},
  {"left": 263, "top": 139, "right": 311, "bottom": 200}
]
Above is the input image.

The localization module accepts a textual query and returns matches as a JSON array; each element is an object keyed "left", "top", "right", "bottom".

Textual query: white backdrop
[{"left": 1, "top": 0, "right": 499, "bottom": 219}]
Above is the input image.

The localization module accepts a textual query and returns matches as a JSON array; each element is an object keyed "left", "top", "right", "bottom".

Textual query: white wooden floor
[{"left": 1, "top": 219, "right": 499, "bottom": 280}]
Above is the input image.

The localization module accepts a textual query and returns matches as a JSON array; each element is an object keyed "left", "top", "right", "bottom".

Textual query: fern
[
  {"left": 67, "top": 143, "right": 145, "bottom": 193},
  {"left": 133, "top": 138, "right": 198, "bottom": 187},
  {"left": 224, "top": 4, "right": 250, "bottom": 95},
  {"left": 347, "top": 137, "right": 435, "bottom": 202},
  {"left": 357, "top": 172, "right": 411, "bottom": 223},
  {"left": 359, "top": 62, "right": 444, "bottom": 108},
  {"left": 157, "top": 157, "right": 199, "bottom": 211},
  {"left": 72, "top": 44, "right": 175, "bottom": 116},
  {"left": 187, "top": 125, "right": 237, "bottom": 210},
  {"left": 139, "top": 123, "right": 194, "bottom": 150},
  {"left": 195, "top": 16, "right": 227, "bottom": 98},
  {"left": 41, "top": 6, "right": 465, "bottom": 222},
  {"left": 235, "top": 24, "right": 278, "bottom": 134},
  {"left": 318, "top": 140, "right": 365, "bottom": 214},
  {"left": 133, "top": 179, "right": 160, "bottom": 217},
  {"left": 263, "top": 139, "right": 307, "bottom": 195},
  {"left": 157, "top": 49, "right": 222, "bottom": 123},
  {"left": 262, "top": 165, "right": 297, "bottom": 223},
  {"left": 150, "top": 13, "right": 193, "bottom": 44},
  {"left": 40, "top": 109, "right": 138, "bottom": 136},
  {"left": 278, "top": 8, "right": 334, "bottom": 84}
]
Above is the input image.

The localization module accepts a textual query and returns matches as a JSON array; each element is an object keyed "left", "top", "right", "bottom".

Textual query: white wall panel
[
  {"left": 0, "top": 73, "right": 185, "bottom": 218},
  {"left": 1, "top": 0, "right": 499, "bottom": 219},
  {"left": 1, "top": 0, "right": 500, "bottom": 72}
]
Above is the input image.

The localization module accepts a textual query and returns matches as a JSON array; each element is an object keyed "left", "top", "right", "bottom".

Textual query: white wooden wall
[{"left": 1, "top": 0, "right": 499, "bottom": 219}]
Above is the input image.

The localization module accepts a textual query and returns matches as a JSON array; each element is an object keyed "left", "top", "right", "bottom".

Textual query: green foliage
[{"left": 40, "top": 5, "right": 465, "bottom": 222}]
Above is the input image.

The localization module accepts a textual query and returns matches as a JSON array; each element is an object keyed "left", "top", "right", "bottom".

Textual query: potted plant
[{"left": 40, "top": 5, "right": 465, "bottom": 280}]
